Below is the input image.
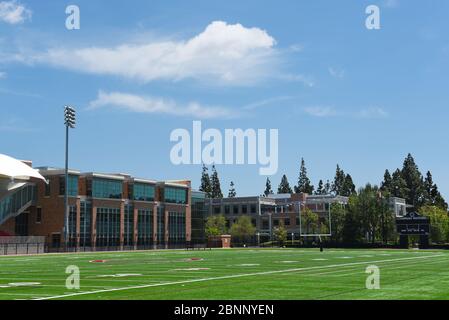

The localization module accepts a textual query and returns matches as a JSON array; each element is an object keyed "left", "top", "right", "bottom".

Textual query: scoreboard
[{"left": 396, "top": 212, "right": 430, "bottom": 236}]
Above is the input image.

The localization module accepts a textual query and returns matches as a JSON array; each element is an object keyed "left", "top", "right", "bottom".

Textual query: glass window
[
  {"left": 36, "top": 208, "right": 42, "bottom": 223},
  {"left": 273, "top": 219, "right": 279, "bottom": 226},
  {"left": 45, "top": 182, "right": 51, "bottom": 197},
  {"left": 224, "top": 205, "right": 230, "bottom": 214},
  {"left": 96, "top": 207, "right": 121, "bottom": 247},
  {"left": 164, "top": 187, "right": 187, "bottom": 204},
  {"left": 168, "top": 211, "right": 186, "bottom": 244},
  {"left": 213, "top": 206, "right": 221, "bottom": 214},
  {"left": 233, "top": 205, "right": 239, "bottom": 214},
  {"left": 80, "top": 201, "right": 92, "bottom": 247},
  {"left": 91, "top": 178, "right": 123, "bottom": 199},
  {"left": 137, "top": 209, "right": 153, "bottom": 246},
  {"left": 242, "top": 205, "right": 248, "bottom": 214},
  {"left": 132, "top": 183, "right": 155, "bottom": 202},
  {"left": 59, "top": 175, "right": 79, "bottom": 197},
  {"left": 284, "top": 218, "right": 290, "bottom": 226},
  {"left": 250, "top": 204, "right": 257, "bottom": 214}
]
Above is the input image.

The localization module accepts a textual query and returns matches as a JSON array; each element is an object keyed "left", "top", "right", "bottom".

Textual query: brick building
[{"left": 0, "top": 163, "right": 194, "bottom": 251}]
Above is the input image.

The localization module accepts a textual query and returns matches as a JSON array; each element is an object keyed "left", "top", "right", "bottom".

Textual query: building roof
[{"left": 0, "top": 154, "right": 46, "bottom": 182}]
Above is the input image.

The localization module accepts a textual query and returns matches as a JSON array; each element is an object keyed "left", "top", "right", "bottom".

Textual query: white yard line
[{"left": 32, "top": 254, "right": 445, "bottom": 300}]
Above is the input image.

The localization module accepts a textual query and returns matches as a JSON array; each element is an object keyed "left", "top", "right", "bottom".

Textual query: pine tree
[
  {"left": 228, "top": 181, "right": 236, "bottom": 198},
  {"left": 391, "top": 169, "right": 408, "bottom": 199},
  {"left": 332, "top": 165, "right": 346, "bottom": 195},
  {"left": 425, "top": 171, "right": 448, "bottom": 210},
  {"left": 264, "top": 178, "right": 273, "bottom": 197},
  {"left": 341, "top": 174, "right": 356, "bottom": 196},
  {"left": 210, "top": 165, "right": 223, "bottom": 199},
  {"left": 277, "top": 175, "right": 293, "bottom": 194},
  {"left": 294, "top": 158, "right": 314, "bottom": 194},
  {"left": 381, "top": 169, "right": 392, "bottom": 194},
  {"left": 315, "top": 180, "right": 324, "bottom": 195},
  {"left": 199, "top": 164, "right": 212, "bottom": 198},
  {"left": 324, "top": 180, "right": 332, "bottom": 195},
  {"left": 401, "top": 154, "right": 425, "bottom": 209}
]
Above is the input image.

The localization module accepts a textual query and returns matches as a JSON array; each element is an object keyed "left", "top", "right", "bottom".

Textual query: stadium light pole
[{"left": 64, "top": 106, "right": 76, "bottom": 251}]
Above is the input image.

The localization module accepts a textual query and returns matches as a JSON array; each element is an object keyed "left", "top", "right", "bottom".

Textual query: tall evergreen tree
[
  {"left": 381, "top": 169, "right": 392, "bottom": 194},
  {"left": 210, "top": 165, "right": 223, "bottom": 199},
  {"left": 199, "top": 164, "right": 212, "bottom": 198},
  {"left": 391, "top": 169, "right": 408, "bottom": 199},
  {"left": 277, "top": 175, "right": 293, "bottom": 194},
  {"left": 315, "top": 180, "right": 324, "bottom": 195},
  {"left": 294, "top": 158, "right": 314, "bottom": 194},
  {"left": 424, "top": 171, "right": 448, "bottom": 210},
  {"left": 324, "top": 180, "right": 332, "bottom": 195},
  {"left": 341, "top": 174, "right": 356, "bottom": 196},
  {"left": 401, "top": 154, "right": 425, "bottom": 209},
  {"left": 332, "top": 165, "right": 346, "bottom": 195},
  {"left": 228, "top": 181, "right": 236, "bottom": 198},
  {"left": 264, "top": 178, "right": 273, "bottom": 197}
]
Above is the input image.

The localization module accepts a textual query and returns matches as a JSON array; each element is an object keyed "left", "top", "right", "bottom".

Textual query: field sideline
[{"left": 0, "top": 248, "right": 448, "bottom": 300}]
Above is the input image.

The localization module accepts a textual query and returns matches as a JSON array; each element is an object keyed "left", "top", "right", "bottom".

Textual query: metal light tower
[{"left": 64, "top": 106, "right": 76, "bottom": 250}]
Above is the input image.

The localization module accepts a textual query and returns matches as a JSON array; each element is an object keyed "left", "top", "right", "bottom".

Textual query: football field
[{"left": 0, "top": 248, "right": 448, "bottom": 300}]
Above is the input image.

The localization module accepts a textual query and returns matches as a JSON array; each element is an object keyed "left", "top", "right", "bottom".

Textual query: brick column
[
  {"left": 75, "top": 198, "right": 81, "bottom": 251},
  {"left": 120, "top": 201, "right": 125, "bottom": 250},
  {"left": 91, "top": 206, "right": 97, "bottom": 250},
  {"left": 165, "top": 209, "right": 169, "bottom": 249},
  {"left": 133, "top": 208, "right": 138, "bottom": 249},
  {"left": 153, "top": 204, "right": 158, "bottom": 248}
]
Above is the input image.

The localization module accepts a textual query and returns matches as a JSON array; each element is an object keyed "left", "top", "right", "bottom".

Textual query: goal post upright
[{"left": 298, "top": 200, "right": 333, "bottom": 239}]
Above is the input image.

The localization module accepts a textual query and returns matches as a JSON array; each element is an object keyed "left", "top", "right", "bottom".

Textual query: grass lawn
[{"left": 0, "top": 248, "right": 448, "bottom": 300}]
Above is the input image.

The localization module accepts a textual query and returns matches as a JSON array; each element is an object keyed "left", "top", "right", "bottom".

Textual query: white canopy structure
[{"left": 0, "top": 154, "right": 46, "bottom": 183}]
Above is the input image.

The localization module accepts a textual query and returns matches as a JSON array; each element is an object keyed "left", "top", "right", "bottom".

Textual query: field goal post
[{"left": 297, "top": 201, "right": 332, "bottom": 243}]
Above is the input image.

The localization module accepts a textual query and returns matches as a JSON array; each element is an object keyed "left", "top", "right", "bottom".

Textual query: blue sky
[{"left": 1, "top": 0, "right": 448, "bottom": 199}]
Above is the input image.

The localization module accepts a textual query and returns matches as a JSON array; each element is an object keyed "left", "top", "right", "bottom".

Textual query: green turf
[{"left": 0, "top": 248, "right": 448, "bottom": 300}]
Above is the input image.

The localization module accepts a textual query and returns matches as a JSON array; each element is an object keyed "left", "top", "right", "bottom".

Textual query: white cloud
[
  {"left": 328, "top": 67, "right": 345, "bottom": 79},
  {"left": 35, "top": 21, "right": 279, "bottom": 86},
  {"left": 243, "top": 96, "right": 293, "bottom": 110},
  {"left": 356, "top": 107, "right": 388, "bottom": 119},
  {"left": 88, "top": 91, "right": 235, "bottom": 119},
  {"left": 0, "top": 1, "right": 31, "bottom": 24},
  {"left": 303, "top": 107, "right": 338, "bottom": 117},
  {"left": 303, "top": 106, "right": 389, "bottom": 119}
]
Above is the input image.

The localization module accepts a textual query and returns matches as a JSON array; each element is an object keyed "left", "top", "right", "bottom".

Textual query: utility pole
[{"left": 64, "top": 106, "right": 76, "bottom": 251}]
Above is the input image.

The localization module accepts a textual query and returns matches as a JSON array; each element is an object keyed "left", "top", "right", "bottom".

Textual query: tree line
[{"left": 200, "top": 154, "right": 449, "bottom": 245}]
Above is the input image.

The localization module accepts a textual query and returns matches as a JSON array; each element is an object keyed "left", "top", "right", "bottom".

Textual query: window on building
[
  {"left": 250, "top": 204, "right": 257, "bottom": 214},
  {"left": 251, "top": 219, "right": 257, "bottom": 227},
  {"left": 224, "top": 205, "right": 230, "bottom": 214},
  {"left": 59, "top": 176, "right": 79, "bottom": 197},
  {"left": 36, "top": 208, "right": 42, "bottom": 224},
  {"left": 296, "top": 217, "right": 300, "bottom": 226},
  {"left": 233, "top": 205, "right": 239, "bottom": 214},
  {"left": 284, "top": 218, "right": 290, "bottom": 226},
  {"left": 242, "top": 205, "right": 248, "bottom": 214},
  {"left": 164, "top": 187, "right": 187, "bottom": 204},
  {"left": 262, "top": 219, "right": 269, "bottom": 229},
  {"left": 44, "top": 182, "right": 51, "bottom": 197},
  {"left": 273, "top": 219, "right": 279, "bottom": 227},
  {"left": 213, "top": 206, "right": 221, "bottom": 214},
  {"left": 91, "top": 178, "right": 123, "bottom": 199},
  {"left": 132, "top": 183, "right": 155, "bottom": 202}
]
